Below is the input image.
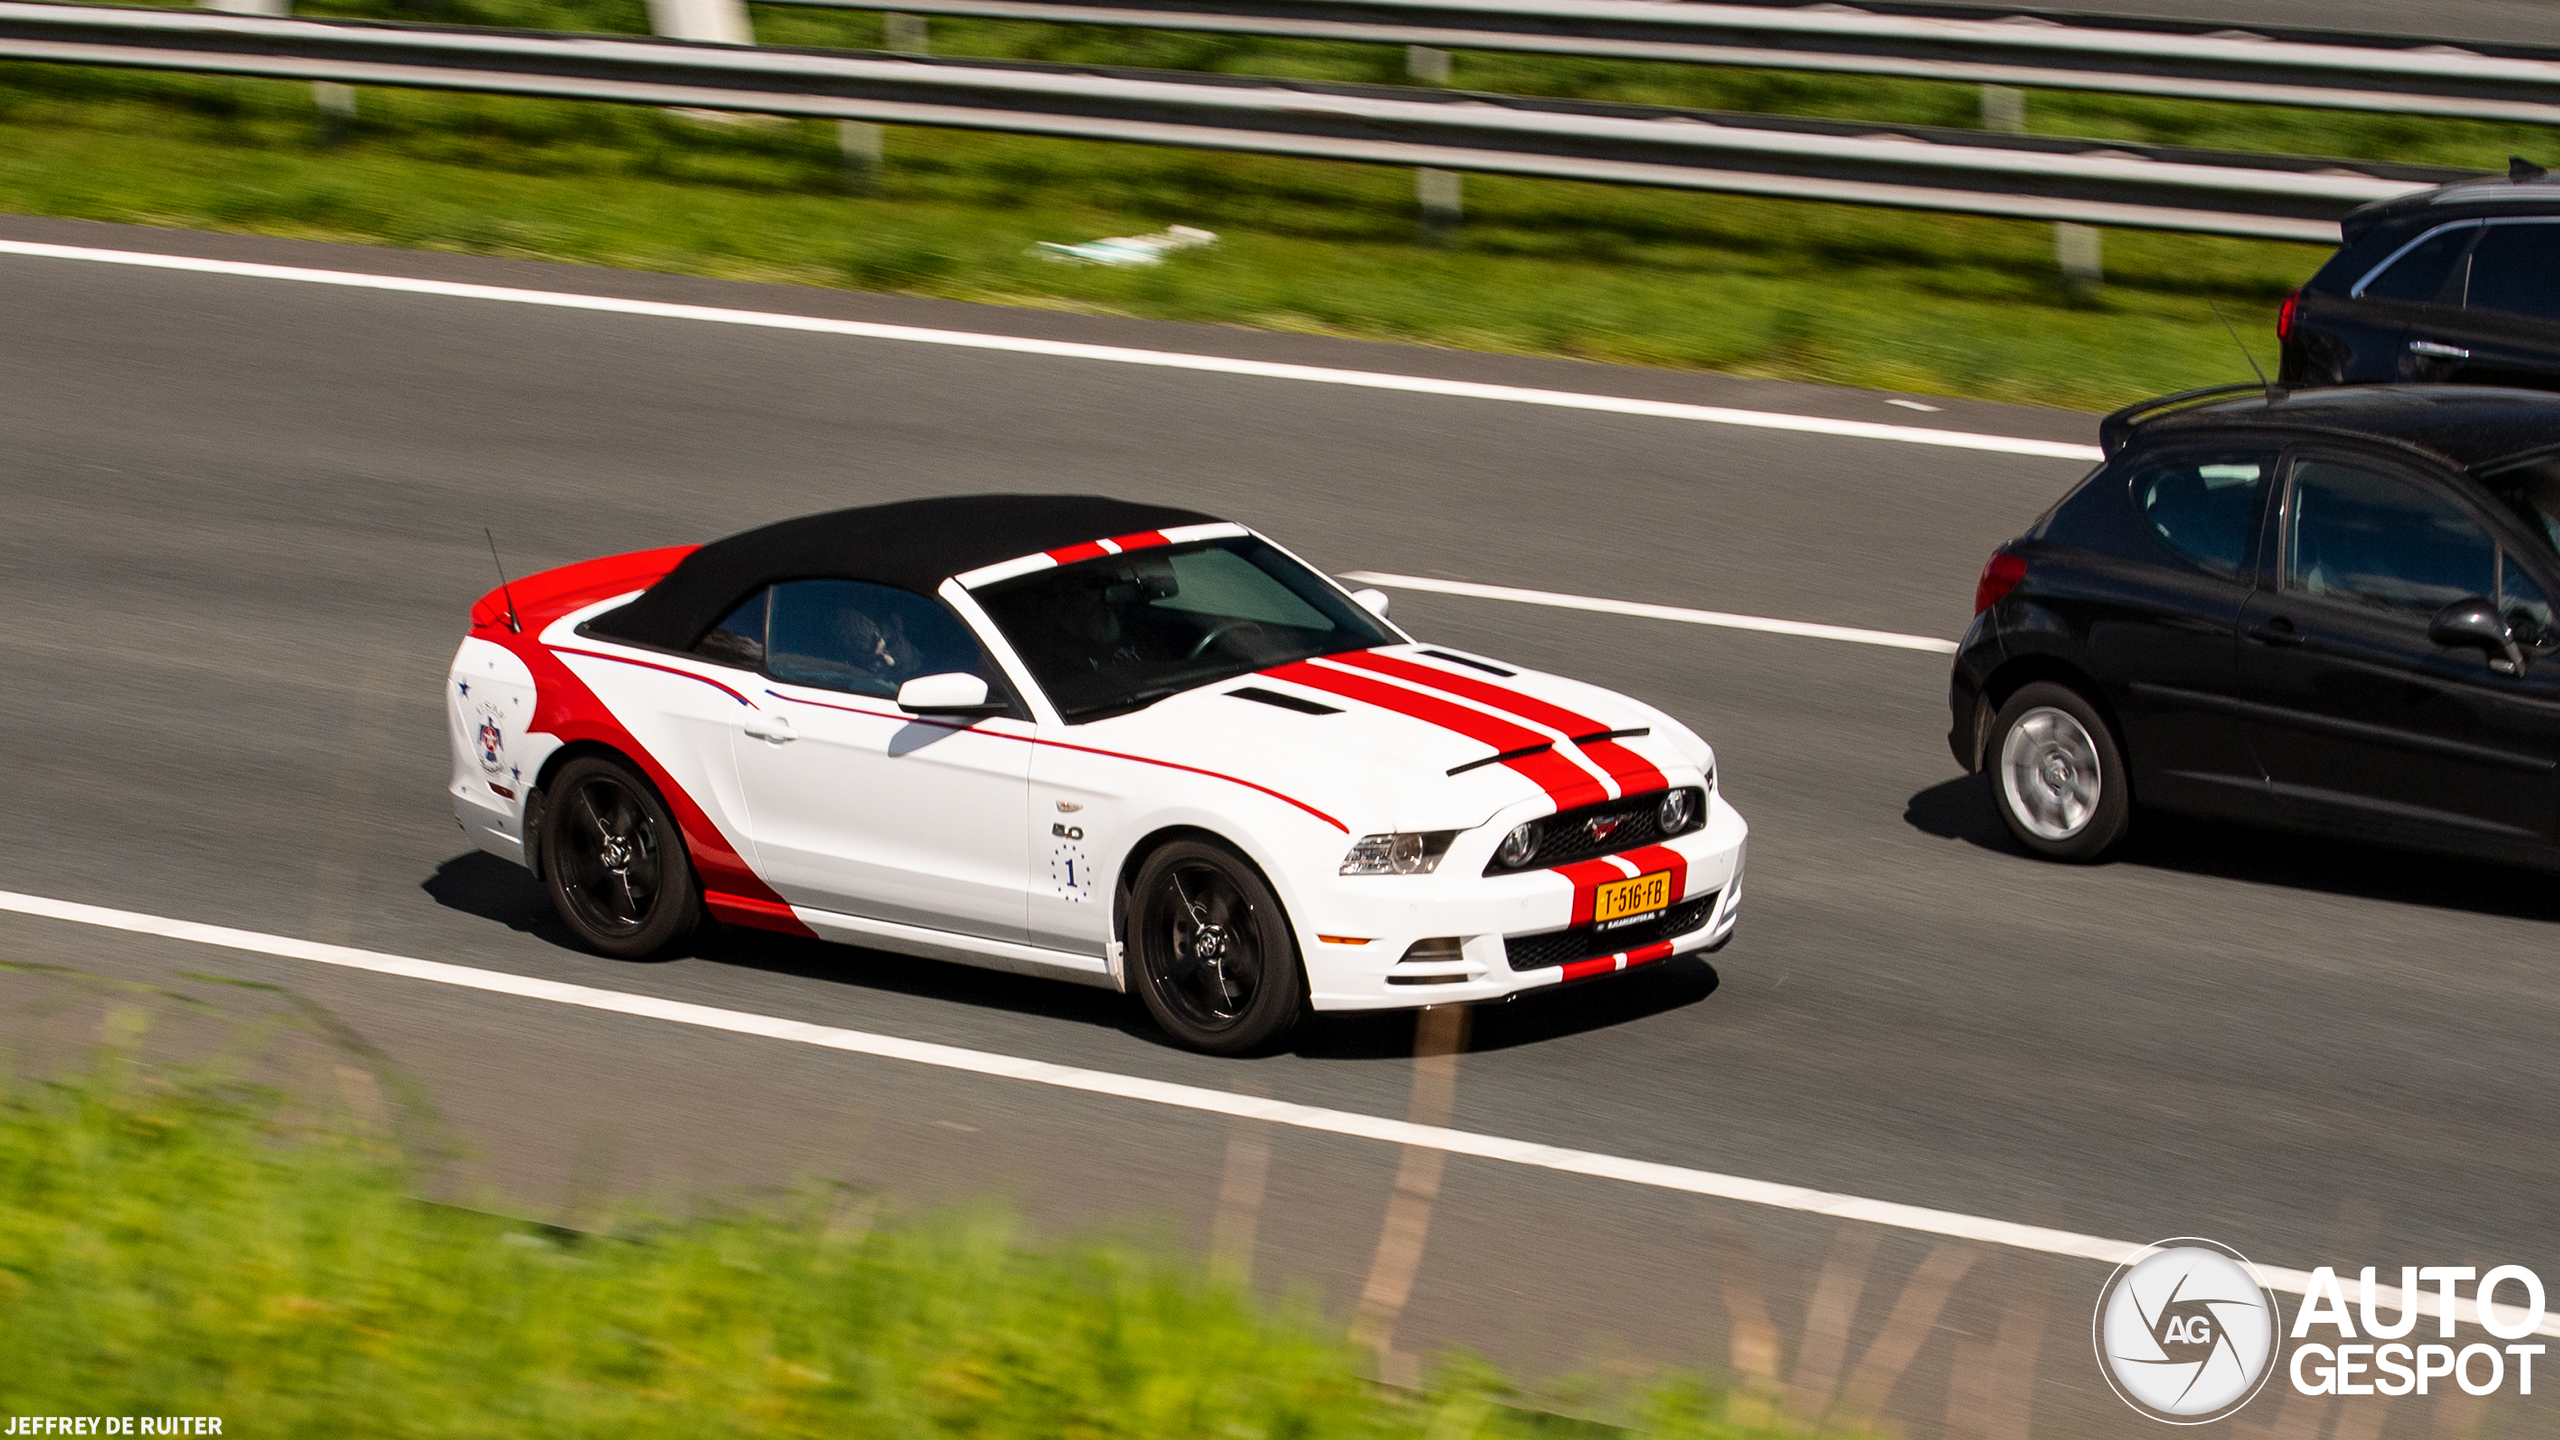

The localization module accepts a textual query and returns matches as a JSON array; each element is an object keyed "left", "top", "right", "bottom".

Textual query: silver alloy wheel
[{"left": 1999, "top": 705, "right": 2103, "bottom": 841}]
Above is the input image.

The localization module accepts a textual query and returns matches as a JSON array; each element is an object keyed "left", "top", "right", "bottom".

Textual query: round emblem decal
[
  {"left": 2094, "top": 1238, "right": 2282, "bottom": 1424},
  {"left": 473, "top": 705, "right": 508, "bottom": 774}
]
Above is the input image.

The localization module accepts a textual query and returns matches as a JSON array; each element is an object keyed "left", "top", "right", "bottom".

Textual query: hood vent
[
  {"left": 1423, "top": 648, "right": 1514, "bottom": 676},
  {"left": 1228, "top": 686, "right": 1340, "bottom": 715}
]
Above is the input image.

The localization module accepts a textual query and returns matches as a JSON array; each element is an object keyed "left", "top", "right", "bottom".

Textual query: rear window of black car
[
  {"left": 2134, "top": 456, "right": 2274, "bottom": 578},
  {"left": 2355, "top": 224, "right": 2475, "bottom": 304}
]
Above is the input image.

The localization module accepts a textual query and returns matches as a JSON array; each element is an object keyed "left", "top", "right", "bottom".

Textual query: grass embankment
[
  {"left": 0, "top": 0, "right": 2552, "bottom": 406},
  {"left": 0, "top": 1054, "right": 1761, "bottom": 1437}
]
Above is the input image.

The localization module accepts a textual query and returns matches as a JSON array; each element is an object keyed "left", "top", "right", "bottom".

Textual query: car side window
[
  {"left": 2357, "top": 225, "right": 2476, "bottom": 304},
  {"left": 692, "top": 590, "right": 768, "bottom": 670},
  {"left": 2462, "top": 224, "right": 2560, "bottom": 323},
  {"left": 2502, "top": 557, "right": 2556, "bottom": 648},
  {"left": 2133, "top": 455, "right": 2273, "bottom": 578},
  {"left": 766, "top": 579, "right": 993, "bottom": 699},
  {"left": 2285, "top": 460, "right": 2495, "bottom": 617}
]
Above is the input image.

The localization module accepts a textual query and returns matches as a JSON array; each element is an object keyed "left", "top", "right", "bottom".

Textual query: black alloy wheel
[
  {"left": 539, "top": 754, "right": 700, "bottom": 958},
  {"left": 1986, "top": 681, "right": 2132, "bottom": 862},
  {"left": 1128, "top": 840, "right": 1305, "bottom": 1055}
]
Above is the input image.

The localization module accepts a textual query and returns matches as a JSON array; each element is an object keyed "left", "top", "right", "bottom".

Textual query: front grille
[
  {"left": 1483, "top": 788, "right": 1703, "bottom": 875},
  {"left": 1505, "top": 895, "right": 1716, "bottom": 972}
]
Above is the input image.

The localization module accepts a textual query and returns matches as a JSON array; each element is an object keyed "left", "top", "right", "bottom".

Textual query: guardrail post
[
  {"left": 2055, "top": 222, "right": 2102, "bottom": 294},
  {"left": 885, "top": 13, "right": 929, "bottom": 52},
  {"left": 313, "top": 79, "right": 355, "bottom": 143},
  {"left": 1979, "top": 84, "right": 2025, "bottom": 134},
  {"left": 838, "top": 119, "right": 885, "bottom": 192},
  {"left": 1405, "top": 45, "right": 1450, "bottom": 84},
  {"left": 1417, "top": 167, "right": 1461, "bottom": 244},
  {"left": 646, "top": 0, "right": 752, "bottom": 44}
]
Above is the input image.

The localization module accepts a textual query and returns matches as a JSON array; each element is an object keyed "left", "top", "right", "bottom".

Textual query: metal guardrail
[
  {"left": 755, "top": 0, "right": 2560, "bottom": 125},
  {"left": 0, "top": 2, "right": 2472, "bottom": 239}
]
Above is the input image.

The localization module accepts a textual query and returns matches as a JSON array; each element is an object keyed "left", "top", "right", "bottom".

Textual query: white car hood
[{"left": 1060, "top": 645, "right": 1706, "bottom": 834}]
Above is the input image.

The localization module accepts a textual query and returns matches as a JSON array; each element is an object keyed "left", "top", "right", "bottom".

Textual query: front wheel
[
  {"left": 1128, "top": 840, "right": 1306, "bottom": 1055},
  {"left": 1987, "top": 682, "right": 2130, "bottom": 862},
  {"left": 539, "top": 754, "right": 701, "bottom": 958}
]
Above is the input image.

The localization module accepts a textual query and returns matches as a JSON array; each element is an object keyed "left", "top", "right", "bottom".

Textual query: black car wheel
[
  {"left": 1128, "top": 840, "right": 1305, "bottom": 1055},
  {"left": 1988, "top": 682, "right": 2130, "bottom": 862},
  {"left": 539, "top": 754, "right": 700, "bottom": 958}
]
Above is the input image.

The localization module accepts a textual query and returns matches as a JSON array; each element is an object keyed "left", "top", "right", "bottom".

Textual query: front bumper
[{"left": 1298, "top": 794, "right": 1748, "bottom": 1011}]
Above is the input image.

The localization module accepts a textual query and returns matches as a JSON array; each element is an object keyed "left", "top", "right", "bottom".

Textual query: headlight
[
  {"left": 1341, "top": 830, "right": 1459, "bottom": 875},
  {"left": 1493, "top": 820, "right": 1540, "bottom": 869},
  {"left": 1657, "top": 788, "right": 1697, "bottom": 835}
]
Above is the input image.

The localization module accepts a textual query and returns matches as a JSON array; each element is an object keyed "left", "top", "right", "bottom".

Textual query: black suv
[
  {"left": 2281, "top": 163, "right": 2560, "bottom": 392},
  {"left": 1949, "top": 384, "right": 2560, "bottom": 864}
]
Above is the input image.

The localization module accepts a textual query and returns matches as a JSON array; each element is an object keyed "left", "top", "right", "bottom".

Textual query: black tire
[
  {"left": 1127, "top": 839, "right": 1306, "bottom": 1055},
  {"left": 538, "top": 754, "right": 700, "bottom": 958},
  {"left": 1986, "top": 681, "right": 2130, "bottom": 862}
]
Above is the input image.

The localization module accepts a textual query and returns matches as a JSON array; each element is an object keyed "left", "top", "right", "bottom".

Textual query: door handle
[
  {"left": 2408, "top": 339, "right": 2471, "bottom": 359},
  {"left": 742, "top": 711, "right": 797, "bottom": 742},
  {"left": 2247, "top": 617, "right": 2306, "bottom": 647}
]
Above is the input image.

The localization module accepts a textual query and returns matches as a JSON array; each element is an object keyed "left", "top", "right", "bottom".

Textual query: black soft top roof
[
  {"left": 2101, "top": 384, "right": 2560, "bottom": 471},
  {"left": 586, "top": 493, "right": 1219, "bottom": 650}
]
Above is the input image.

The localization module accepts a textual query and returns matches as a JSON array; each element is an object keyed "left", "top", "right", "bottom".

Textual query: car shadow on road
[
  {"left": 1903, "top": 774, "right": 2560, "bottom": 923},
  {"left": 423, "top": 850, "right": 1725, "bottom": 1057}
]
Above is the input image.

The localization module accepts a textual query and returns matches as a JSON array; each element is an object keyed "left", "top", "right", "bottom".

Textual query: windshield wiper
[{"left": 1065, "top": 680, "right": 1209, "bottom": 723}]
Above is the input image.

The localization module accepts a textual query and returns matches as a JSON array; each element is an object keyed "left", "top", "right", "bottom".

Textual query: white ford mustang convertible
[{"left": 448, "top": 496, "right": 1747, "bottom": 1052}]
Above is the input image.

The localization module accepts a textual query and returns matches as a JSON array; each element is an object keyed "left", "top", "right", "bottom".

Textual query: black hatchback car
[
  {"left": 2280, "top": 163, "right": 2560, "bottom": 392},
  {"left": 1949, "top": 384, "right": 2560, "bottom": 864}
]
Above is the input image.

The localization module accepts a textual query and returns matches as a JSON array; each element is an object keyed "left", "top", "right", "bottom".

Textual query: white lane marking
[
  {"left": 1345, "top": 572, "right": 1962, "bottom": 653},
  {"left": 0, "top": 240, "right": 2104, "bottom": 463},
  {"left": 2, "top": 886, "right": 2545, "bottom": 1338}
]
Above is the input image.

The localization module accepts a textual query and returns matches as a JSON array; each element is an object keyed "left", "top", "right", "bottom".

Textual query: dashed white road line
[
  {"left": 1345, "top": 572, "right": 1963, "bottom": 653},
  {"left": 2, "top": 885, "right": 2545, "bottom": 1338},
  {"left": 0, "top": 239, "right": 2105, "bottom": 463}
]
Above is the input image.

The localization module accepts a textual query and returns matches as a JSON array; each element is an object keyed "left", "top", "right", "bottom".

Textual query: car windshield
[{"left": 972, "top": 536, "right": 1394, "bottom": 722}]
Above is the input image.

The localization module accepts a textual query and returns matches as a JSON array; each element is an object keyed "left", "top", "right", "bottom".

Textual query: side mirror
[
  {"left": 1351, "top": 587, "right": 1391, "bottom": 619},
  {"left": 896, "top": 671, "right": 1003, "bottom": 717},
  {"left": 2428, "top": 597, "right": 2526, "bottom": 675}
]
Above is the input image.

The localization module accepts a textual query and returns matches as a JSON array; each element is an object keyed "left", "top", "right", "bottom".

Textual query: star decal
[{"left": 457, "top": 680, "right": 471, "bottom": 696}]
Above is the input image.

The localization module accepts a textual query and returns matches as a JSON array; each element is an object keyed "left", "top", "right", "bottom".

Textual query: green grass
[
  {"left": 2, "top": 6, "right": 2552, "bottom": 407},
  {"left": 0, "top": 1046, "right": 1779, "bottom": 1438}
]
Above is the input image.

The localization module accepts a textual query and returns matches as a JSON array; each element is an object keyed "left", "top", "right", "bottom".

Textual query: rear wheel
[
  {"left": 1128, "top": 840, "right": 1305, "bottom": 1055},
  {"left": 1988, "top": 682, "right": 2130, "bottom": 862},
  {"left": 539, "top": 754, "right": 700, "bottom": 958}
]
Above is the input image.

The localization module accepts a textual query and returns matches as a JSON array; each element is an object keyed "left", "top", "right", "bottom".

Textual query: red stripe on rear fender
[
  {"left": 1265, "top": 660, "right": 1608, "bottom": 810},
  {"left": 1331, "top": 651, "right": 1667, "bottom": 796}
]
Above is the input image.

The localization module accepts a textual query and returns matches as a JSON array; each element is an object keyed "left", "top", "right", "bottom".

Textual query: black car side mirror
[{"left": 2428, "top": 597, "right": 2526, "bottom": 676}]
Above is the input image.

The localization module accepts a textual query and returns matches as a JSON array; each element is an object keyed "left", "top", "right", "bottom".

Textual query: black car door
[
  {"left": 2303, "top": 221, "right": 2477, "bottom": 385},
  {"left": 2410, "top": 220, "right": 2560, "bottom": 391},
  {"left": 2233, "top": 449, "right": 2560, "bottom": 852},
  {"left": 2088, "top": 448, "right": 2278, "bottom": 815}
]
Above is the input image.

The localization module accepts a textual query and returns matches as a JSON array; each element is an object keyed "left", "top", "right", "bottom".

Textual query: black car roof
[
  {"left": 587, "top": 493, "right": 1219, "bottom": 651},
  {"left": 2342, "top": 167, "right": 2560, "bottom": 240},
  {"left": 2103, "top": 384, "right": 2560, "bottom": 471}
]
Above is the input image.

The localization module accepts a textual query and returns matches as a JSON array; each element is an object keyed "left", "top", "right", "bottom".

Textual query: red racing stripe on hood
[
  {"left": 510, "top": 638, "right": 813, "bottom": 938},
  {"left": 1263, "top": 659, "right": 1608, "bottom": 810},
  {"left": 1330, "top": 651, "right": 1667, "bottom": 796}
]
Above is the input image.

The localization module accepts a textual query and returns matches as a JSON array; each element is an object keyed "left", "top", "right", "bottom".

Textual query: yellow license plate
[{"left": 1592, "top": 870, "right": 1672, "bottom": 927}]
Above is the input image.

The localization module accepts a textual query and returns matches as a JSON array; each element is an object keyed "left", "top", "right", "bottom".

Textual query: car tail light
[
  {"left": 1974, "top": 550, "right": 2027, "bottom": 615},
  {"left": 2277, "top": 288, "right": 2300, "bottom": 344}
]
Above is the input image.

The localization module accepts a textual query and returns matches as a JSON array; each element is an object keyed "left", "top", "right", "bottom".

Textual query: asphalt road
[{"left": 1, "top": 214, "right": 2553, "bottom": 1434}]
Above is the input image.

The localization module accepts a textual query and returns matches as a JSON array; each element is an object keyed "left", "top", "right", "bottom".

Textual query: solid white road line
[
  {"left": 1345, "top": 572, "right": 1962, "bottom": 653},
  {"left": 0, "top": 239, "right": 2105, "bottom": 463},
  {"left": 2, "top": 886, "right": 2546, "bottom": 1338}
]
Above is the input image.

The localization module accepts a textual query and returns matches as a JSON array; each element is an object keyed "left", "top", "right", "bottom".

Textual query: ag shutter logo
[{"left": 2094, "top": 1238, "right": 2282, "bottom": 1424}]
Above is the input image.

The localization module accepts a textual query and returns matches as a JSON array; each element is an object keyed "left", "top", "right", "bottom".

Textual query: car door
[
  {"left": 726, "top": 579, "right": 1034, "bottom": 942},
  {"left": 2093, "top": 447, "right": 2278, "bottom": 815},
  {"left": 2233, "top": 451, "right": 2560, "bottom": 849},
  {"left": 2297, "top": 222, "right": 2476, "bottom": 385},
  {"left": 2411, "top": 220, "right": 2560, "bottom": 392}
]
